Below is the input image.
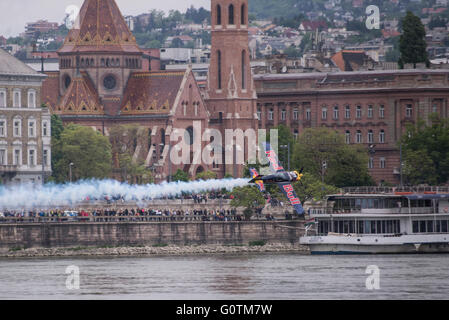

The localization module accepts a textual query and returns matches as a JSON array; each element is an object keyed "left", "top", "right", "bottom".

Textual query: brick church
[{"left": 42, "top": 0, "right": 449, "bottom": 184}]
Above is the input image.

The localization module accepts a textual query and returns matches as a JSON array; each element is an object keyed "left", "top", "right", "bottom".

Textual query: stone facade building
[
  {"left": 254, "top": 70, "right": 449, "bottom": 184},
  {"left": 0, "top": 48, "right": 51, "bottom": 185}
]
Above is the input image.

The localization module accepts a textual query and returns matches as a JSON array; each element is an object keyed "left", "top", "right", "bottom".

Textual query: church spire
[{"left": 59, "top": 0, "right": 140, "bottom": 54}]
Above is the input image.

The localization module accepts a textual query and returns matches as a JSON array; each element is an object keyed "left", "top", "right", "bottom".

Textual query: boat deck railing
[{"left": 341, "top": 186, "right": 449, "bottom": 194}]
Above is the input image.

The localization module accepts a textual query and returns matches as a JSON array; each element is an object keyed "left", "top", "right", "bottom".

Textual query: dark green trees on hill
[{"left": 399, "top": 11, "right": 429, "bottom": 69}]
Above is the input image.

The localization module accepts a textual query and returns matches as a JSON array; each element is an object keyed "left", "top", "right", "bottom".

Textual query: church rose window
[{"left": 104, "top": 75, "right": 117, "bottom": 90}]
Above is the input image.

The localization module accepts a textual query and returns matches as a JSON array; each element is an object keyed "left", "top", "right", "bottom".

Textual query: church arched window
[
  {"left": 216, "top": 4, "right": 222, "bottom": 25},
  {"left": 229, "top": 4, "right": 234, "bottom": 25},
  {"left": 241, "top": 4, "right": 246, "bottom": 25},
  {"left": 217, "top": 50, "right": 222, "bottom": 90},
  {"left": 242, "top": 50, "right": 246, "bottom": 89}
]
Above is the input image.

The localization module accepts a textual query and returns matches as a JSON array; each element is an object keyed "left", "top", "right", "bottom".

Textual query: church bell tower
[{"left": 206, "top": 0, "right": 259, "bottom": 177}]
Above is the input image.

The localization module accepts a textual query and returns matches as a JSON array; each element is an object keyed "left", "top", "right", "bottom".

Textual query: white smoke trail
[{"left": 0, "top": 178, "right": 249, "bottom": 210}]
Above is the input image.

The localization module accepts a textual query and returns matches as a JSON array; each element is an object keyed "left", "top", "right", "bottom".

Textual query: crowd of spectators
[{"left": 0, "top": 207, "right": 279, "bottom": 223}]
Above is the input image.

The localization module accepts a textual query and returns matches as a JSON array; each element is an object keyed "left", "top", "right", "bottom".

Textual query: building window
[
  {"left": 356, "top": 130, "right": 362, "bottom": 143},
  {"left": 228, "top": 4, "right": 235, "bottom": 25},
  {"left": 28, "top": 149, "right": 36, "bottom": 166},
  {"left": 406, "top": 104, "right": 413, "bottom": 118},
  {"left": 306, "top": 108, "right": 311, "bottom": 121},
  {"left": 379, "top": 130, "right": 385, "bottom": 143},
  {"left": 367, "top": 105, "right": 373, "bottom": 118},
  {"left": 103, "top": 75, "right": 117, "bottom": 90},
  {"left": 356, "top": 106, "right": 362, "bottom": 119},
  {"left": 380, "top": 157, "right": 386, "bottom": 169},
  {"left": 0, "top": 90, "right": 6, "bottom": 108},
  {"left": 257, "top": 109, "right": 261, "bottom": 121},
  {"left": 42, "top": 121, "right": 49, "bottom": 137},
  {"left": 432, "top": 104, "right": 438, "bottom": 114},
  {"left": 13, "top": 90, "right": 21, "bottom": 108},
  {"left": 28, "top": 120, "right": 36, "bottom": 138},
  {"left": 321, "top": 107, "right": 327, "bottom": 120},
  {"left": 194, "top": 103, "right": 198, "bottom": 116},
  {"left": 345, "top": 131, "right": 351, "bottom": 144},
  {"left": 28, "top": 90, "right": 36, "bottom": 108},
  {"left": 0, "top": 120, "right": 6, "bottom": 137},
  {"left": 13, "top": 119, "right": 21, "bottom": 137},
  {"left": 216, "top": 4, "right": 222, "bottom": 25},
  {"left": 43, "top": 149, "right": 49, "bottom": 166},
  {"left": 241, "top": 50, "right": 246, "bottom": 89},
  {"left": 367, "top": 130, "right": 374, "bottom": 144},
  {"left": 241, "top": 4, "right": 246, "bottom": 25},
  {"left": 345, "top": 105, "right": 350, "bottom": 119},
  {"left": 333, "top": 106, "right": 339, "bottom": 120},
  {"left": 14, "top": 149, "right": 21, "bottom": 165},
  {"left": 294, "top": 129, "right": 299, "bottom": 140},
  {"left": 379, "top": 105, "right": 385, "bottom": 118},
  {"left": 0, "top": 149, "right": 6, "bottom": 165},
  {"left": 268, "top": 109, "right": 274, "bottom": 121},
  {"left": 281, "top": 109, "right": 286, "bottom": 121},
  {"left": 217, "top": 50, "right": 222, "bottom": 90},
  {"left": 368, "top": 157, "right": 374, "bottom": 169},
  {"left": 293, "top": 108, "right": 299, "bottom": 120}
]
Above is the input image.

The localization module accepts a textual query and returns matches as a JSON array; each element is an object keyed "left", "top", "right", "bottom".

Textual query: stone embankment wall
[{"left": 0, "top": 220, "right": 305, "bottom": 250}]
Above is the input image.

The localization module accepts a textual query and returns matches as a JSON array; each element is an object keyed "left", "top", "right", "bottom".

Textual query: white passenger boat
[{"left": 299, "top": 191, "right": 449, "bottom": 254}]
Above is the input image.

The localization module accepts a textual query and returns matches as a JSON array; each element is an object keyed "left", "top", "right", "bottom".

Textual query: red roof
[
  {"left": 422, "top": 8, "right": 447, "bottom": 14},
  {"left": 31, "top": 51, "right": 58, "bottom": 59},
  {"left": 300, "top": 20, "right": 327, "bottom": 31},
  {"left": 121, "top": 70, "right": 186, "bottom": 115},
  {"left": 382, "top": 29, "right": 401, "bottom": 38},
  {"left": 59, "top": 0, "right": 141, "bottom": 54},
  {"left": 57, "top": 72, "right": 104, "bottom": 115}
]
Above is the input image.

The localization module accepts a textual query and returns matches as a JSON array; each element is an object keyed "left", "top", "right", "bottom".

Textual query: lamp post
[
  {"left": 280, "top": 143, "right": 290, "bottom": 171},
  {"left": 69, "top": 162, "right": 74, "bottom": 183}
]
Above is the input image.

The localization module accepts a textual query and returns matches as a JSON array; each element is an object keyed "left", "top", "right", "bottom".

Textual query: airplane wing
[
  {"left": 277, "top": 182, "right": 305, "bottom": 215},
  {"left": 262, "top": 142, "right": 285, "bottom": 173}
]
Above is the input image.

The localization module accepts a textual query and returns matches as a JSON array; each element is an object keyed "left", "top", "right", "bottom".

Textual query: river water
[{"left": 1, "top": 253, "right": 448, "bottom": 300}]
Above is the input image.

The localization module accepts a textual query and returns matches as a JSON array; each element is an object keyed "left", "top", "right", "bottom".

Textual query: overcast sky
[{"left": 0, "top": 0, "right": 210, "bottom": 37}]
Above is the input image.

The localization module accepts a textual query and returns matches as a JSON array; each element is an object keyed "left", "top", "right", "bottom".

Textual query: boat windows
[
  {"left": 323, "top": 219, "right": 400, "bottom": 235},
  {"left": 413, "top": 220, "right": 449, "bottom": 233}
]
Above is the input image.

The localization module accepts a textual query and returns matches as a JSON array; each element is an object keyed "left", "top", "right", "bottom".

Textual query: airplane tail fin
[{"left": 249, "top": 168, "right": 265, "bottom": 192}]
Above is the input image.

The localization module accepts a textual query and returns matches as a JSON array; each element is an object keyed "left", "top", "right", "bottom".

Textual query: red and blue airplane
[{"left": 249, "top": 142, "right": 305, "bottom": 215}]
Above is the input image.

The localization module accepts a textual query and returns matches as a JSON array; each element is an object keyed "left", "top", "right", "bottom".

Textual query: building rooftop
[{"left": 0, "top": 48, "right": 46, "bottom": 77}]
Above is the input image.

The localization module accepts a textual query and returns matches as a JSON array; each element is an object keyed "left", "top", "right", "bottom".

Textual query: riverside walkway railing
[{"left": 0, "top": 214, "right": 279, "bottom": 224}]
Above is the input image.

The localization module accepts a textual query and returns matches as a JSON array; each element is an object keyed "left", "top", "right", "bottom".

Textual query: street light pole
[
  {"left": 280, "top": 144, "right": 291, "bottom": 171},
  {"left": 400, "top": 142, "right": 403, "bottom": 187},
  {"left": 69, "top": 162, "right": 74, "bottom": 183}
]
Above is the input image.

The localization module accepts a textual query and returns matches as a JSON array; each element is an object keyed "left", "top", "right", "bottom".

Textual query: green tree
[
  {"left": 401, "top": 116, "right": 449, "bottom": 185},
  {"left": 195, "top": 170, "right": 217, "bottom": 180},
  {"left": 109, "top": 125, "right": 153, "bottom": 184},
  {"left": 172, "top": 169, "right": 189, "bottom": 182},
  {"left": 292, "top": 128, "right": 375, "bottom": 187},
  {"left": 230, "top": 186, "right": 266, "bottom": 220},
  {"left": 292, "top": 173, "right": 340, "bottom": 204},
  {"left": 53, "top": 124, "right": 112, "bottom": 182},
  {"left": 399, "top": 11, "right": 429, "bottom": 68}
]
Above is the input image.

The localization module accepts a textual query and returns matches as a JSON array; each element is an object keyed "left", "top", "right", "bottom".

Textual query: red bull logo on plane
[
  {"left": 265, "top": 150, "right": 283, "bottom": 172},
  {"left": 283, "top": 184, "right": 301, "bottom": 205}
]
